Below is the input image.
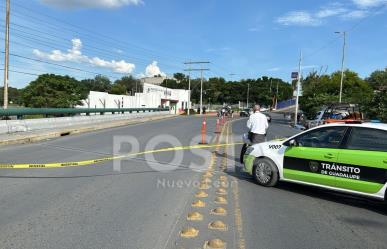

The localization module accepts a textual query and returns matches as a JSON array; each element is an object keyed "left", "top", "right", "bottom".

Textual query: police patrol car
[{"left": 243, "top": 122, "right": 387, "bottom": 201}]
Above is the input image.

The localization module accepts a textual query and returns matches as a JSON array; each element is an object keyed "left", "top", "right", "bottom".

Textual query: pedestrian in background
[{"left": 247, "top": 104, "right": 269, "bottom": 144}]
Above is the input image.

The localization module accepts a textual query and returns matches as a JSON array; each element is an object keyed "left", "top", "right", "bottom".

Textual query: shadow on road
[
  {"left": 276, "top": 181, "right": 387, "bottom": 216},
  {"left": 228, "top": 167, "right": 387, "bottom": 216}
]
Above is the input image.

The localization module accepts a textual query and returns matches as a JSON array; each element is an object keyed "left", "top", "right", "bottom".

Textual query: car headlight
[{"left": 245, "top": 146, "right": 254, "bottom": 155}]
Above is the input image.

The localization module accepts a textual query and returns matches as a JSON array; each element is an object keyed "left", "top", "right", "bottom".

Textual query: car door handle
[
  {"left": 324, "top": 153, "right": 335, "bottom": 159},
  {"left": 383, "top": 160, "right": 387, "bottom": 164}
]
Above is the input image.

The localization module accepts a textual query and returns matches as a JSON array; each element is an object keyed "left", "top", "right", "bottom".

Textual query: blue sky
[{"left": 1, "top": 0, "right": 387, "bottom": 88}]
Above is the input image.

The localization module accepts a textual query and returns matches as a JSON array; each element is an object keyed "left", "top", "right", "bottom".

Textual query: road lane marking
[
  {"left": 227, "top": 121, "right": 246, "bottom": 249},
  {"left": 0, "top": 142, "right": 243, "bottom": 169}
]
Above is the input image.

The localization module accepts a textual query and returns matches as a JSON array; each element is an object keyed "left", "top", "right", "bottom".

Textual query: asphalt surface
[{"left": 0, "top": 114, "right": 387, "bottom": 249}]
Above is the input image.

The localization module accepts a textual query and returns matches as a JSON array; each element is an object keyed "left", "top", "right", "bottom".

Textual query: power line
[
  {"left": 2, "top": 52, "right": 120, "bottom": 79},
  {"left": 0, "top": 22, "right": 179, "bottom": 69},
  {"left": 4, "top": 2, "right": 186, "bottom": 66},
  {"left": 0, "top": 68, "right": 40, "bottom": 76}
]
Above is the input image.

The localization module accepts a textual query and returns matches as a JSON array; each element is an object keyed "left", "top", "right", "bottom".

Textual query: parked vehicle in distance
[
  {"left": 307, "top": 103, "right": 363, "bottom": 129},
  {"left": 239, "top": 108, "right": 251, "bottom": 117}
]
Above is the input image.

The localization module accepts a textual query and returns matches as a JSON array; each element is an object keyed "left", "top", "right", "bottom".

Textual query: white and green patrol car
[{"left": 243, "top": 122, "right": 387, "bottom": 201}]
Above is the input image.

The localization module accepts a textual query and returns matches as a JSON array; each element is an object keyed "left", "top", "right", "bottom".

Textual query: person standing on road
[{"left": 247, "top": 104, "right": 269, "bottom": 144}]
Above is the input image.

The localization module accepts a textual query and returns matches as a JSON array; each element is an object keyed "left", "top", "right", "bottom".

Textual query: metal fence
[{"left": 0, "top": 107, "right": 169, "bottom": 119}]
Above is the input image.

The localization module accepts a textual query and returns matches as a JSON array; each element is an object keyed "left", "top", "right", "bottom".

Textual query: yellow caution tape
[{"left": 0, "top": 142, "right": 243, "bottom": 169}]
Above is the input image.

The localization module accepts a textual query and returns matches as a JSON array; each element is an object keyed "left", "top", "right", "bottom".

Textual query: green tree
[
  {"left": 113, "top": 75, "right": 141, "bottom": 95},
  {"left": 22, "top": 74, "right": 83, "bottom": 108},
  {"left": 366, "top": 89, "right": 387, "bottom": 122},
  {"left": 366, "top": 68, "right": 387, "bottom": 90},
  {"left": 79, "top": 75, "right": 112, "bottom": 96},
  {"left": 300, "top": 70, "right": 373, "bottom": 118},
  {"left": 173, "top": 73, "right": 186, "bottom": 82},
  {"left": 0, "top": 86, "right": 22, "bottom": 106},
  {"left": 110, "top": 84, "right": 127, "bottom": 95}
]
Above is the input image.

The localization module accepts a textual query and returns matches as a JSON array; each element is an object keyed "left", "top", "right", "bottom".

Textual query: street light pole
[
  {"left": 3, "top": 0, "right": 10, "bottom": 109},
  {"left": 336, "top": 31, "right": 346, "bottom": 103},
  {"left": 187, "top": 69, "right": 191, "bottom": 115},
  {"left": 246, "top": 83, "right": 250, "bottom": 108},
  {"left": 295, "top": 51, "right": 302, "bottom": 126},
  {"left": 275, "top": 80, "right": 279, "bottom": 109}
]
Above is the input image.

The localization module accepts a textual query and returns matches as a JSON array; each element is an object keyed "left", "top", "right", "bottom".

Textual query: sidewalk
[{"left": 0, "top": 114, "right": 176, "bottom": 146}]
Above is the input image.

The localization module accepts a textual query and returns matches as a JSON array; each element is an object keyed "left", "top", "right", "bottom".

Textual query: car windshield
[{"left": 0, "top": 1, "right": 386, "bottom": 249}]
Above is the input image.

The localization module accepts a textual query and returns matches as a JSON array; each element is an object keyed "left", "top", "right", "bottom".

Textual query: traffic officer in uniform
[{"left": 247, "top": 104, "right": 269, "bottom": 144}]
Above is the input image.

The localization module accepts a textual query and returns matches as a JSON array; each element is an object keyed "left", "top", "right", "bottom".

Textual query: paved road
[{"left": 0, "top": 114, "right": 386, "bottom": 249}]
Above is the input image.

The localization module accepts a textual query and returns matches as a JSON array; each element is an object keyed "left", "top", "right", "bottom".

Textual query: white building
[
  {"left": 140, "top": 76, "right": 166, "bottom": 86},
  {"left": 78, "top": 83, "right": 190, "bottom": 114}
]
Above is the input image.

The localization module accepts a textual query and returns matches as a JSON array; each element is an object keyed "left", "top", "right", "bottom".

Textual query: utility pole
[
  {"left": 3, "top": 0, "right": 10, "bottom": 109},
  {"left": 295, "top": 51, "right": 302, "bottom": 126},
  {"left": 186, "top": 62, "right": 191, "bottom": 115},
  {"left": 184, "top": 61, "right": 210, "bottom": 115},
  {"left": 246, "top": 83, "right": 250, "bottom": 108},
  {"left": 275, "top": 80, "right": 279, "bottom": 109},
  {"left": 335, "top": 31, "right": 346, "bottom": 103}
]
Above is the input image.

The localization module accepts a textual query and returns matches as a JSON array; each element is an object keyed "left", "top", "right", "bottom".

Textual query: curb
[{"left": 0, "top": 114, "right": 177, "bottom": 147}]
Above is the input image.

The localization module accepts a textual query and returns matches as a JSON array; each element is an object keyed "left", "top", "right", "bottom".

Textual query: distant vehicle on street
[
  {"left": 307, "top": 103, "right": 363, "bottom": 129},
  {"left": 218, "top": 106, "right": 233, "bottom": 117},
  {"left": 242, "top": 121, "right": 387, "bottom": 203},
  {"left": 239, "top": 108, "right": 250, "bottom": 117},
  {"left": 239, "top": 108, "right": 271, "bottom": 122},
  {"left": 263, "top": 112, "right": 272, "bottom": 123}
]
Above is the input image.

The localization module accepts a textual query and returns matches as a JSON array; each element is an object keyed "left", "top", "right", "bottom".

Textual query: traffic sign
[{"left": 291, "top": 72, "right": 298, "bottom": 79}]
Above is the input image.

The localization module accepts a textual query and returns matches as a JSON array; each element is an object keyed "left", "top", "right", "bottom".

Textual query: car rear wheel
[{"left": 253, "top": 158, "right": 279, "bottom": 187}]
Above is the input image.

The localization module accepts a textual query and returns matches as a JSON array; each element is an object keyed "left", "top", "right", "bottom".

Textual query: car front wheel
[{"left": 253, "top": 158, "right": 279, "bottom": 187}]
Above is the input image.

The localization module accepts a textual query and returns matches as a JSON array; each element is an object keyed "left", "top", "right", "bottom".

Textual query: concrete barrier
[{"left": 0, "top": 111, "right": 169, "bottom": 135}]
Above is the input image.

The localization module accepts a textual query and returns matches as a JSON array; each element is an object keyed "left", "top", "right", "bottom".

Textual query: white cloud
[
  {"left": 352, "top": 0, "right": 387, "bottom": 8},
  {"left": 143, "top": 61, "right": 166, "bottom": 77},
  {"left": 267, "top": 67, "right": 280, "bottom": 72},
  {"left": 40, "top": 0, "right": 143, "bottom": 9},
  {"left": 342, "top": 10, "right": 369, "bottom": 19},
  {"left": 276, "top": 1, "right": 387, "bottom": 26},
  {"left": 33, "top": 38, "right": 135, "bottom": 74},
  {"left": 205, "top": 47, "right": 231, "bottom": 53},
  {"left": 276, "top": 11, "right": 322, "bottom": 26},
  {"left": 316, "top": 3, "right": 347, "bottom": 18}
]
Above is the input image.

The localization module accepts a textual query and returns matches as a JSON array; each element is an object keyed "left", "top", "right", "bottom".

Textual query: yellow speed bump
[
  {"left": 187, "top": 211, "right": 203, "bottom": 221},
  {"left": 199, "top": 183, "right": 210, "bottom": 190},
  {"left": 216, "top": 188, "right": 227, "bottom": 195},
  {"left": 211, "top": 207, "right": 227, "bottom": 216},
  {"left": 180, "top": 227, "right": 199, "bottom": 238},
  {"left": 201, "top": 177, "right": 212, "bottom": 184},
  {"left": 195, "top": 191, "right": 209, "bottom": 198},
  {"left": 203, "top": 172, "right": 213, "bottom": 177},
  {"left": 214, "top": 196, "right": 227, "bottom": 205},
  {"left": 204, "top": 239, "right": 226, "bottom": 249},
  {"left": 220, "top": 181, "right": 229, "bottom": 188},
  {"left": 192, "top": 200, "right": 206, "bottom": 207},
  {"left": 208, "top": 220, "right": 228, "bottom": 231},
  {"left": 0, "top": 142, "right": 243, "bottom": 169},
  {"left": 219, "top": 176, "right": 228, "bottom": 181}
]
